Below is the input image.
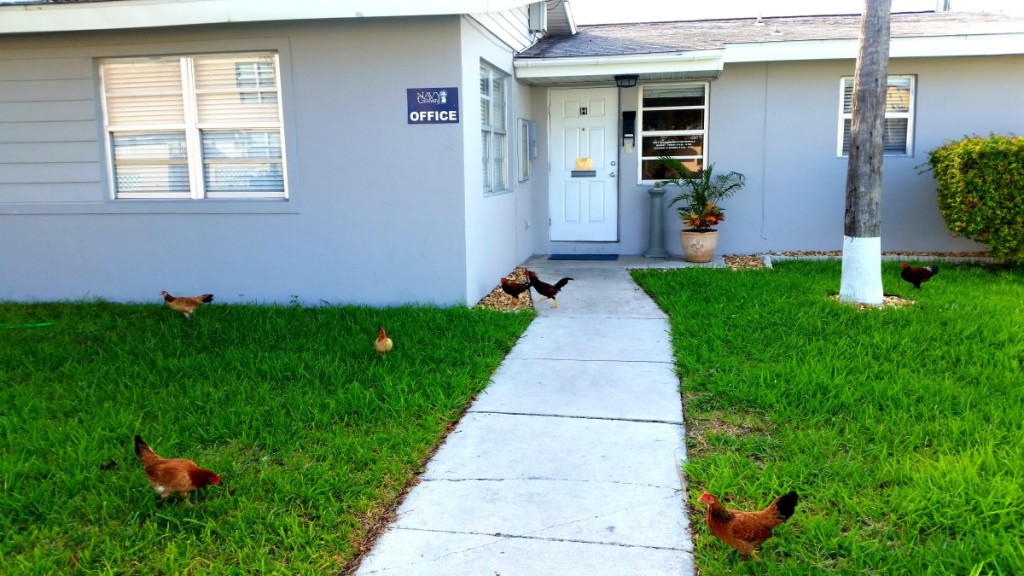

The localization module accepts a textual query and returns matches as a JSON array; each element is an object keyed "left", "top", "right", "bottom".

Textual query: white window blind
[
  {"left": 101, "top": 53, "right": 287, "bottom": 200},
  {"left": 839, "top": 75, "right": 915, "bottom": 156}
]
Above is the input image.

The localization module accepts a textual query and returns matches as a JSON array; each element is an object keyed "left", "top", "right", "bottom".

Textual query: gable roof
[{"left": 515, "top": 11, "right": 1024, "bottom": 85}]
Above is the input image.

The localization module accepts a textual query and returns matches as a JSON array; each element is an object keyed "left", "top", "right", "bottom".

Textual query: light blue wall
[
  {"left": 460, "top": 16, "right": 538, "bottom": 305},
  {"left": 0, "top": 18, "right": 476, "bottom": 306},
  {"left": 607, "top": 55, "right": 1024, "bottom": 257}
]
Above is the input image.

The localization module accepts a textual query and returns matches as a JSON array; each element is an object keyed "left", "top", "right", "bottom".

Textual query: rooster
[
  {"left": 500, "top": 277, "right": 531, "bottom": 299},
  {"left": 134, "top": 435, "right": 220, "bottom": 504},
  {"left": 700, "top": 490, "right": 798, "bottom": 560},
  {"left": 374, "top": 326, "right": 393, "bottom": 357},
  {"left": 525, "top": 271, "right": 573, "bottom": 308},
  {"left": 900, "top": 262, "right": 938, "bottom": 290},
  {"left": 160, "top": 291, "right": 214, "bottom": 320}
]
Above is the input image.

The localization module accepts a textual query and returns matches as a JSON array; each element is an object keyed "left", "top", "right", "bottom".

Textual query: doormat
[{"left": 548, "top": 254, "right": 619, "bottom": 261}]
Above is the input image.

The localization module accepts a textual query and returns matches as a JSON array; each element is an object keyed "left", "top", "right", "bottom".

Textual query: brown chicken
[
  {"left": 700, "top": 490, "right": 798, "bottom": 560},
  {"left": 900, "top": 262, "right": 938, "bottom": 290},
  {"left": 500, "top": 277, "right": 531, "bottom": 298},
  {"left": 374, "top": 326, "right": 394, "bottom": 357},
  {"left": 134, "top": 435, "right": 221, "bottom": 503},
  {"left": 160, "top": 291, "right": 214, "bottom": 320},
  {"left": 525, "top": 271, "right": 573, "bottom": 308}
]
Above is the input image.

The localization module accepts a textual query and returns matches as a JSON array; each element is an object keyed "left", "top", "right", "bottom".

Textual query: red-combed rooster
[
  {"left": 900, "top": 262, "right": 938, "bottom": 290},
  {"left": 525, "top": 270, "right": 573, "bottom": 308},
  {"left": 500, "top": 276, "right": 531, "bottom": 299},
  {"left": 700, "top": 490, "right": 798, "bottom": 560},
  {"left": 160, "top": 291, "right": 214, "bottom": 321},
  {"left": 134, "top": 435, "right": 221, "bottom": 504}
]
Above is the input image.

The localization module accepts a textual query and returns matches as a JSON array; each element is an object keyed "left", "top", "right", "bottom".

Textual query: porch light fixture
[{"left": 614, "top": 74, "right": 639, "bottom": 88}]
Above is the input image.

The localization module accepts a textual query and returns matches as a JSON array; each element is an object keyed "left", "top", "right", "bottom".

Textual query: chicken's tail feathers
[
  {"left": 200, "top": 294, "right": 214, "bottom": 303},
  {"left": 929, "top": 265, "right": 939, "bottom": 275},
  {"left": 134, "top": 435, "right": 159, "bottom": 465},
  {"left": 770, "top": 490, "right": 799, "bottom": 522},
  {"left": 554, "top": 277, "right": 574, "bottom": 290}
]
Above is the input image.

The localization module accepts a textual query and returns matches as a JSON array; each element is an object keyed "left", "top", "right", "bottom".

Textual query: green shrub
[{"left": 925, "top": 134, "right": 1024, "bottom": 263}]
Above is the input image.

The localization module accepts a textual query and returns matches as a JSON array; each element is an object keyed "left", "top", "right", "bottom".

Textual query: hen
[
  {"left": 134, "top": 435, "right": 220, "bottom": 504},
  {"left": 525, "top": 271, "right": 573, "bottom": 308},
  {"left": 161, "top": 291, "right": 214, "bottom": 320},
  {"left": 374, "top": 326, "right": 394, "bottom": 357},
  {"left": 900, "top": 262, "right": 938, "bottom": 290},
  {"left": 500, "top": 277, "right": 531, "bottom": 299},
  {"left": 700, "top": 490, "right": 798, "bottom": 560}
]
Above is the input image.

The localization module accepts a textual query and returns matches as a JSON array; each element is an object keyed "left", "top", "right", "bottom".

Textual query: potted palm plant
[{"left": 653, "top": 157, "right": 746, "bottom": 263}]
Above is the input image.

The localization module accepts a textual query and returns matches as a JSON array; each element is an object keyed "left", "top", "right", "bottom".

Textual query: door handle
[{"left": 609, "top": 172, "right": 616, "bottom": 177}]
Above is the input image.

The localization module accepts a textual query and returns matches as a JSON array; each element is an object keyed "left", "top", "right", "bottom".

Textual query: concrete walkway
[{"left": 356, "top": 255, "right": 708, "bottom": 575}]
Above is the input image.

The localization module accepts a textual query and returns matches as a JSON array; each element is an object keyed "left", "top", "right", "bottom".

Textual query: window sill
[{"left": 0, "top": 199, "right": 301, "bottom": 216}]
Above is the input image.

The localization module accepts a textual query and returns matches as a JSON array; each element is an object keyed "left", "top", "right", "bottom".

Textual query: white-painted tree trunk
[
  {"left": 839, "top": 236, "right": 883, "bottom": 305},
  {"left": 840, "top": 0, "right": 890, "bottom": 306}
]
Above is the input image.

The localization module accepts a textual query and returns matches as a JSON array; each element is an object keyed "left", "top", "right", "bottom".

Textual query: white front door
[{"left": 549, "top": 88, "right": 619, "bottom": 241}]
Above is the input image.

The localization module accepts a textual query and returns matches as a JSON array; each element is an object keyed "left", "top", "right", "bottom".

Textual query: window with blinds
[
  {"left": 638, "top": 83, "right": 708, "bottom": 182},
  {"left": 839, "top": 75, "right": 915, "bottom": 157},
  {"left": 100, "top": 53, "right": 287, "bottom": 200},
  {"left": 480, "top": 62, "right": 508, "bottom": 195}
]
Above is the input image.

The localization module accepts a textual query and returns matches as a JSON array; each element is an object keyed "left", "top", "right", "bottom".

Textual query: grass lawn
[
  {"left": 0, "top": 301, "right": 533, "bottom": 574},
  {"left": 632, "top": 260, "right": 1023, "bottom": 575}
]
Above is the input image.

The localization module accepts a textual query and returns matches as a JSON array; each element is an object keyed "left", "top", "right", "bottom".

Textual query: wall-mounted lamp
[{"left": 614, "top": 74, "right": 639, "bottom": 89}]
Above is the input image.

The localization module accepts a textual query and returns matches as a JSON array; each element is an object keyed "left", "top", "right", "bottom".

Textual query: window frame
[
  {"left": 637, "top": 82, "right": 709, "bottom": 184},
  {"left": 99, "top": 52, "right": 288, "bottom": 201},
  {"left": 480, "top": 62, "right": 509, "bottom": 195},
  {"left": 837, "top": 74, "right": 916, "bottom": 157}
]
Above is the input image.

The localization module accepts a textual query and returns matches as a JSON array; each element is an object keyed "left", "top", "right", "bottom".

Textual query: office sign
[{"left": 407, "top": 87, "right": 459, "bottom": 124}]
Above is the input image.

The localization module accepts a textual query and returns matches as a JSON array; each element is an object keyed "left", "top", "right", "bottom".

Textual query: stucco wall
[
  {"left": 672, "top": 54, "right": 1024, "bottom": 256},
  {"left": 535, "top": 54, "right": 1023, "bottom": 258},
  {"left": 460, "top": 16, "right": 538, "bottom": 305},
  {"left": 0, "top": 17, "right": 472, "bottom": 305}
]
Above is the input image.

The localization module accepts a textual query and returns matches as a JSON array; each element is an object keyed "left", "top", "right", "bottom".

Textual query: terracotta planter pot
[{"left": 680, "top": 230, "right": 719, "bottom": 263}]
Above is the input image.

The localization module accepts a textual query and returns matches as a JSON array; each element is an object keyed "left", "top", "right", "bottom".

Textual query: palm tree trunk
[{"left": 840, "top": 0, "right": 891, "bottom": 305}]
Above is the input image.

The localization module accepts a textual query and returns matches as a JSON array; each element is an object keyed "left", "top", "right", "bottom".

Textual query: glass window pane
[
  {"left": 103, "top": 59, "right": 185, "bottom": 126},
  {"left": 201, "top": 130, "right": 281, "bottom": 160},
  {"left": 642, "top": 135, "right": 703, "bottom": 158},
  {"left": 643, "top": 85, "right": 704, "bottom": 107},
  {"left": 112, "top": 132, "right": 187, "bottom": 160},
  {"left": 111, "top": 132, "right": 190, "bottom": 196},
  {"left": 883, "top": 118, "right": 908, "bottom": 153},
  {"left": 886, "top": 78, "right": 912, "bottom": 113},
  {"left": 480, "top": 68, "right": 490, "bottom": 96},
  {"left": 201, "top": 130, "right": 284, "bottom": 194},
  {"left": 641, "top": 158, "right": 702, "bottom": 181},
  {"left": 642, "top": 109, "right": 703, "bottom": 132}
]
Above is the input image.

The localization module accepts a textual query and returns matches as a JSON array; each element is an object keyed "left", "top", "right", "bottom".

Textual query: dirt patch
[
  {"left": 474, "top": 267, "right": 533, "bottom": 312},
  {"left": 683, "top": 393, "right": 774, "bottom": 459},
  {"left": 723, "top": 254, "right": 766, "bottom": 270},
  {"left": 830, "top": 293, "right": 915, "bottom": 310}
]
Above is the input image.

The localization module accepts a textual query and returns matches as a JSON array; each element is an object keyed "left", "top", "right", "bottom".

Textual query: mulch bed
[{"left": 474, "top": 267, "right": 534, "bottom": 312}]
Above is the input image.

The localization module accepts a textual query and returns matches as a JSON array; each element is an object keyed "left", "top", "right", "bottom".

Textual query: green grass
[
  {"left": 632, "top": 260, "right": 1024, "bottom": 575},
  {"left": 0, "top": 301, "right": 533, "bottom": 574}
]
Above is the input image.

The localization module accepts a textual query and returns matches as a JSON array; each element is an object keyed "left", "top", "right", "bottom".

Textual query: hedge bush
[{"left": 925, "top": 134, "right": 1024, "bottom": 263}]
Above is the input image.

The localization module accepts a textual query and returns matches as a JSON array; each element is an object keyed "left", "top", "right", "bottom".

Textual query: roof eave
[
  {"left": 724, "top": 33, "right": 1024, "bottom": 62},
  {"left": 0, "top": 0, "right": 534, "bottom": 34}
]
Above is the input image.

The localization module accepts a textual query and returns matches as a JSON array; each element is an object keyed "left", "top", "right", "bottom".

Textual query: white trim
[
  {"left": 723, "top": 33, "right": 1024, "bottom": 63},
  {"left": 839, "top": 236, "right": 884, "bottom": 306},
  {"left": 0, "top": 0, "right": 534, "bottom": 34},
  {"left": 514, "top": 50, "right": 724, "bottom": 81}
]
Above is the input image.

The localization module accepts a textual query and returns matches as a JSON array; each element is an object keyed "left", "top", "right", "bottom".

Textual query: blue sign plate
[{"left": 407, "top": 87, "right": 459, "bottom": 124}]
